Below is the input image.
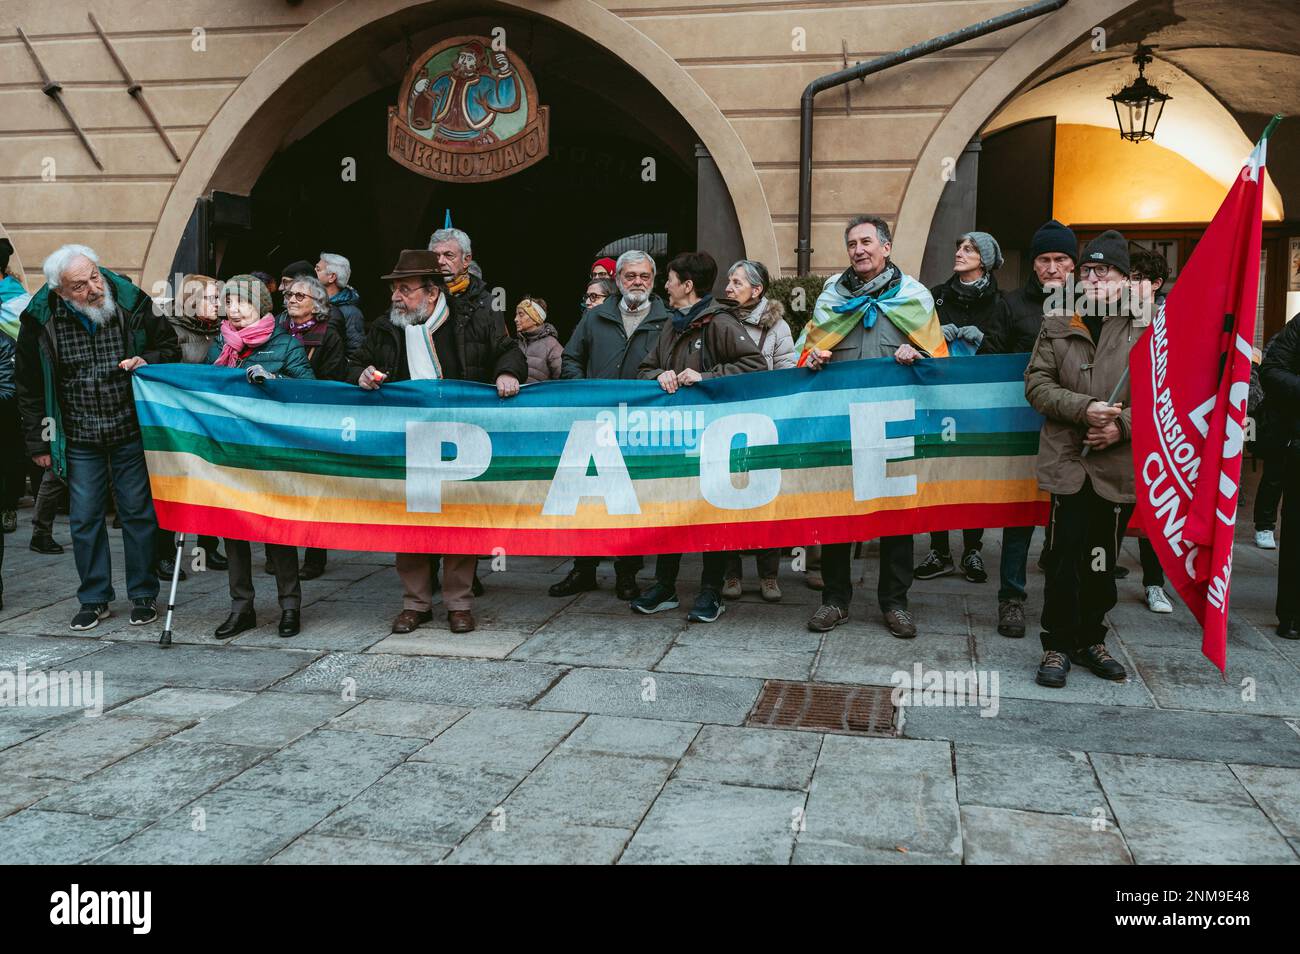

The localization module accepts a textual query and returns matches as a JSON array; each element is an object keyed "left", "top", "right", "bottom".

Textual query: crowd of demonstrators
[
  {"left": 915, "top": 230, "right": 1011, "bottom": 590},
  {"left": 5, "top": 213, "right": 1289, "bottom": 674},
  {"left": 633, "top": 251, "right": 766, "bottom": 623},
  {"left": 551, "top": 251, "right": 669, "bottom": 601}
]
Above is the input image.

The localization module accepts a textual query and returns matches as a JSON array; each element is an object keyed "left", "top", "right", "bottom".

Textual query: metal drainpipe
[{"left": 795, "top": 0, "right": 1069, "bottom": 275}]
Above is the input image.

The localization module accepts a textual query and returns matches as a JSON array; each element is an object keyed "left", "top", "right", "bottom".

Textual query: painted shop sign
[{"left": 387, "top": 35, "right": 550, "bottom": 183}]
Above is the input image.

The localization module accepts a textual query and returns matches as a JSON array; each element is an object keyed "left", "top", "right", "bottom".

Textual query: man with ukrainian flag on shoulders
[{"left": 797, "top": 214, "right": 948, "bottom": 640}]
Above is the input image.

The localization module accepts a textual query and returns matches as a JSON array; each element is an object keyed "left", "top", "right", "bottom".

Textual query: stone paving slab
[
  {"left": 446, "top": 819, "right": 632, "bottom": 864},
  {"left": 619, "top": 779, "right": 801, "bottom": 864},
  {"left": 557, "top": 715, "right": 698, "bottom": 760},
  {"left": 1229, "top": 764, "right": 1300, "bottom": 840},
  {"left": 814, "top": 625, "right": 973, "bottom": 687},
  {"left": 502, "top": 751, "right": 676, "bottom": 830},
  {"left": 960, "top": 806, "right": 1133, "bottom": 864},
  {"left": 367, "top": 629, "right": 530, "bottom": 659},
  {"left": 408, "top": 708, "right": 582, "bottom": 774},
  {"left": 0, "top": 774, "right": 68, "bottom": 819},
  {"left": 231, "top": 603, "right": 392, "bottom": 652},
  {"left": 1125, "top": 644, "right": 1300, "bottom": 718},
  {"left": 107, "top": 687, "right": 255, "bottom": 722},
  {"left": 513, "top": 614, "right": 682, "bottom": 670},
  {"left": 0, "top": 634, "right": 110, "bottom": 670},
  {"left": 0, "top": 712, "right": 183, "bottom": 781},
  {"left": 0, "top": 808, "right": 148, "bottom": 863},
  {"left": 954, "top": 743, "right": 1113, "bottom": 819},
  {"left": 172, "top": 692, "right": 354, "bottom": 748},
  {"left": 972, "top": 629, "right": 1158, "bottom": 708},
  {"left": 672, "top": 724, "right": 821, "bottom": 791},
  {"left": 98, "top": 788, "right": 333, "bottom": 864},
  {"left": 534, "top": 667, "right": 762, "bottom": 725},
  {"left": 270, "top": 652, "right": 564, "bottom": 707},
  {"left": 81, "top": 641, "right": 320, "bottom": 692},
  {"left": 903, "top": 696, "right": 1300, "bottom": 767},
  {"left": 798, "top": 735, "right": 962, "bottom": 860},
  {"left": 219, "top": 729, "right": 420, "bottom": 809},
  {"left": 269, "top": 833, "right": 451, "bottom": 864},
  {"left": 325, "top": 699, "right": 468, "bottom": 739},
  {"left": 40, "top": 740, "right": 270, "bottom": 820},
  {"left": 655, "top": 612, "right": 820, "bottom": 680}
]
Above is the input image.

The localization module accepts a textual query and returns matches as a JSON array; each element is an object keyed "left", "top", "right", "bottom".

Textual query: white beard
[
  {"left": 389, "top": 301, "right": 433, "bottom": 327},
  {"left": 620, "top": 287, "right": 648, "bottom": 309},
  {"left": 79, "top": 284, "right": 116, "bottom": 325}
]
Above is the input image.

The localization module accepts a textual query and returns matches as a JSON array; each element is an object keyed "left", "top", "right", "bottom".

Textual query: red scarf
[{"left": 215, "top": 314, "right": 276, "bottom": 367}]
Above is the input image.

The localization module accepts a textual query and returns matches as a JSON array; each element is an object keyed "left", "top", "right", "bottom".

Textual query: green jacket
[
  {"left": 14, "top": 267, "right": 179, "bottom": 478},
  {"left": 206, "top": 327, "right": 315, "bottom": 380}
]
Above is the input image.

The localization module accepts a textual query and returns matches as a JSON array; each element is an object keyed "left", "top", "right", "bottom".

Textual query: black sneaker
[
  {"left": 155, "top": 558, "right": 188, "bottom": 582},
  {"left": 1035, "top": 649, "right": 1070, "bottom": 688},
  {"left": 631, "top": 582, "right": 679, "bottom": 614},
  {"left": 960, "top": 548, "right": 987, "bottom": 583},
  {"left": 913, "top": 549, "right": 954, "bottom": 580},
  {"left": 1069, "top": 643, "right": 1127, "bottom": 680},
  {"left": 549, "top": 568, "right": 598, "bottom": 597},
  {"left": 70, "top": 603, "right": 110, "bottom": 631},
  {"left": 29, "top": 533, "right": 65, "bottom": 554},
  {"left": 687, "top": 588, "right": 725, "bottom": 623},
  {"left": 130, "top": 599, "right": 158, "bottom": 625}
]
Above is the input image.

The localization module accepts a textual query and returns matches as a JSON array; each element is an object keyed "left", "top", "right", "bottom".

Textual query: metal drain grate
[{"left": 746, "top": 680, "right": 899, "bottom": 737}]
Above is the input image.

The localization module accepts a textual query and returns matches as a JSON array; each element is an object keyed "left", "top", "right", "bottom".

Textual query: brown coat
[
  {"left": 636, "top": 298, "right": 766, "bottom": 380},
  {"left": 1024, "top": 311, "right": 1141, "bottom": 503}
]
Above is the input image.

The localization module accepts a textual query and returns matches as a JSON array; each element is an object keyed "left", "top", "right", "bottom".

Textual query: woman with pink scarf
[{"left": 206, "top": 274, "right": 314, "bottom": 640}]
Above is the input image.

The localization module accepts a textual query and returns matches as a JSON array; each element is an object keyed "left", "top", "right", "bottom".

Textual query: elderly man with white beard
[
  {"left": 552, "top": 249, "right": 672, "bottom": 600},
  {"left": 14, "top": 244, "right": 179, "bottom": 630},
  {"left": 348, "top": 249, "right": 526, "bottom": 636}
]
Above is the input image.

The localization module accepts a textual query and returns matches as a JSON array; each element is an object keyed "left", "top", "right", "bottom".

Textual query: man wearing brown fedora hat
[{"left": 349, "top": 249, "right": 527, "bottom": 635}]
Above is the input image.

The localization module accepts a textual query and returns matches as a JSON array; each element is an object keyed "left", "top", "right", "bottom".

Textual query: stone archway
[
  {"left": 892, "top": 0, "right": 1139, "bottom": 275},
  {"left": 139, "top": 0, "right": 778, "bottom": 288}
]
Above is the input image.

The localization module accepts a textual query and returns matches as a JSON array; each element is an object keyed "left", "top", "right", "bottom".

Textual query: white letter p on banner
[{"left": 406, "top": 422, "right": 492, "bottom": 513}]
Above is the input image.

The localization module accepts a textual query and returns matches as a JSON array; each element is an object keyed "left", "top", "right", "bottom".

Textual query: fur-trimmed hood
[{"left": 732, "top": 296, "right": 785, "bottom": 331}]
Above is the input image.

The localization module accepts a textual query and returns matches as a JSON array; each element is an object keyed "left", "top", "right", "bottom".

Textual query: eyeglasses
[
  {"left": 284, "top": 291, "right": 312, "bottom": 301},
  {"left": 1079, "top": 264, "right": 1115, "bottom": 279},
  {"left": 583, "top": 292, "right": 606, "bottom": 303}
]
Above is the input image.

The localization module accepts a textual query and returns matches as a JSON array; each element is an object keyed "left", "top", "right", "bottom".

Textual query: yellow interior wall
[{"left": 1052, "top": 123, "right": 1273, "bottom": 223}]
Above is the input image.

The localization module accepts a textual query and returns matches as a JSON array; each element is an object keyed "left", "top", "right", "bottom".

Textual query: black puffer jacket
[
  {"left": 929, "top": 273, "right": 1011, "bottom": 355},
  {"left": 991, "top": 274, "right": 1055, "bottom": 355},
  {"left": 1260, "top": 321, "right": 1300, "bottom": 447},
  {"left": 346, "top": 282, "right": 526, "bottom": 385}
]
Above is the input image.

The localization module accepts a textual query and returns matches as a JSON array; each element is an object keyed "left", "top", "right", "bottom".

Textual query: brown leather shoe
[
  {"left": 391, "top": 609, "right": 433, "bottom": 634},
  {"left": 447, "top": 610, "right": 476, "bottom": 633}
]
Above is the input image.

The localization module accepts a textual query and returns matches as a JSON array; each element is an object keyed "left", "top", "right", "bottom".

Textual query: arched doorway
[{"left": 141, "top": 0, "right": 779, "bottom": 310}]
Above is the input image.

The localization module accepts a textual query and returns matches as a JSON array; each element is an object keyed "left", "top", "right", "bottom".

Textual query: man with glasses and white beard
[{"left": 553, "top": 250, "right": 671, "bottom": 600}]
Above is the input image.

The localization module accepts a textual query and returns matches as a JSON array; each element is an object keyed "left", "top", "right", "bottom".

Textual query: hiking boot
[
  {"left": 721, "top": 577, "right": 742, "bottom": 599},
  {"left": 997, "top": 599, "right": 1025, "bottom": 638},
  {"left": 807, "top": 604, "right": 847, "bottom": 632},
  {"left": 913, "top": 550, "right": 954, "bottom": 580},
  {"left": 631, "top": 582, "right": 679, "bottom": 614},
  {"left": 760, "top": 578, "right": 782, "bottom": 602},
  {"left": 549, "top": 568, "right": 598, "bottom": 597},
  {"left": 884, "top": 608, "right": 917, "bottom": 639},
  {"left": 960, "top": 548, "right": 987, "bottom": 583},
  {"left": 1070, "top": 643, "right": 1127, "bottom": 681},
  {"left": 1035, "top": 650, "right": 1070, "bottom": 688},
  {"left": 70, "top": 603, "right": 110, "bottom": 631},
  {"left": 687, "top": 588, "right": 725, "bottom": 623}
]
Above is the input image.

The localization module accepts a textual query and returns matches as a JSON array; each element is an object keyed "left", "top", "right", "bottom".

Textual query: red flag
[{"left": 1130, "top": 116, "right": 1280, "bottom": 672}]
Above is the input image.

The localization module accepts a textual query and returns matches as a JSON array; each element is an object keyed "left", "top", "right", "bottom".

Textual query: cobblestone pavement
[{"left": 1, "top": 489, "right": 1298, "bottom": 863}]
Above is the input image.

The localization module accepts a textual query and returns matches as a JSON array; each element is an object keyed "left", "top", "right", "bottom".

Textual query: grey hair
[
  {"left": 43, "top": 244, "right": 99, "bottom": 290},
  {"left": 727, "top": 259, "right": 771, "bottom": 294},
  {"left": 317, "top": 252, "right": 351, "bottom": 287},
  {"left": 614, "top": 250, "right": 655, "bottom": 277},
  {"left": 428, "top": 227, "right": 472, "bottom": 256},
  {"left": 586, "top": 277, "right": 616, "bottom": 298},
  {"left": 844, "top": 215, "right": 892, "bottom": 246},
  {"left": 287, "top": 275, "right": 330, "bottom": 317}
]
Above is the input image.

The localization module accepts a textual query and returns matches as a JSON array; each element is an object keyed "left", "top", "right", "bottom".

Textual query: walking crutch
[{"left": 159, "top": 532, "right": 185, "bottom": 648}]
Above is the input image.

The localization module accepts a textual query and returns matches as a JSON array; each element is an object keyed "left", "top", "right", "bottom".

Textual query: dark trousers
[
  {"left": 929, "top": 528, "right": 983, "bottom": 557},
  {"left": 573, "top": 554, "right": 643, "bottom": 577},
  {"left": 820, "top": 535, "right": 913, "bottom": 613},
  {"left": 1255, "top": 450, "right": 1284, "bottom": 531},
  {"left": 226, "top": 539, "right": 300, "bottom": 614},
  {"left": 1138, "top": 536, "right": 1164, "bottom": 588},
  {"left": 655, "top": 551, "right": 727, "bottom": 591},
  {"left": 67, "top": 439, "right": 159, "bottom": 606},
  {"left": 1040, "top": 478, "right": 1133, "bottom": 652},
  {"left": 1276, "top": 448, "right": 1300, "bottom": 626},
  {"left": 0, "top": 402, "right": 24, "bottom": 509},
  {"left": 999, "top": 525, "right": 1034, "bottom": 602},
  {"left": 303, "top": 547, "right": 327, "bottom": 571},
  {"left": 154, "top": 528, "right": 222, "bottom": 566},
  {"left": 725, "top": 548, "right": 780, "bottom": 579},
  {"left": 32, "top": 467, "right": 65, "bottom": 535}
]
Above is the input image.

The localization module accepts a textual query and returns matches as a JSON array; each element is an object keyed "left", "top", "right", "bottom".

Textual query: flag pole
[{"left": 1081, "top": 368, "right": 1129, "bottom": 458}]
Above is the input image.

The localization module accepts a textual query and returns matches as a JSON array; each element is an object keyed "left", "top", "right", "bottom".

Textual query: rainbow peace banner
[{"left": 133, "top": 355, "right": 1048, "bottom": 555}]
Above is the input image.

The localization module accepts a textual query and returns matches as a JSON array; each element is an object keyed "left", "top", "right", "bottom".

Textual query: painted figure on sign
[{"left": 409, "top": 41, "right": 520, "bottom": 144}]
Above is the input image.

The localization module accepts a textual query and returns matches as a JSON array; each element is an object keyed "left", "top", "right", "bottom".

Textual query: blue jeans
[
  {"left": 67, "top": 439, "right": 159, "bottom": 606},
  {"left": 999, "top": 525, "right": 1034, "bottom": 603}
]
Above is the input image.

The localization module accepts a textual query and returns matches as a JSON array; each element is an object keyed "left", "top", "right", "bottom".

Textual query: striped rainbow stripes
[{"left": 132, "top": 355, "right": 1048, "bottom": 556}]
